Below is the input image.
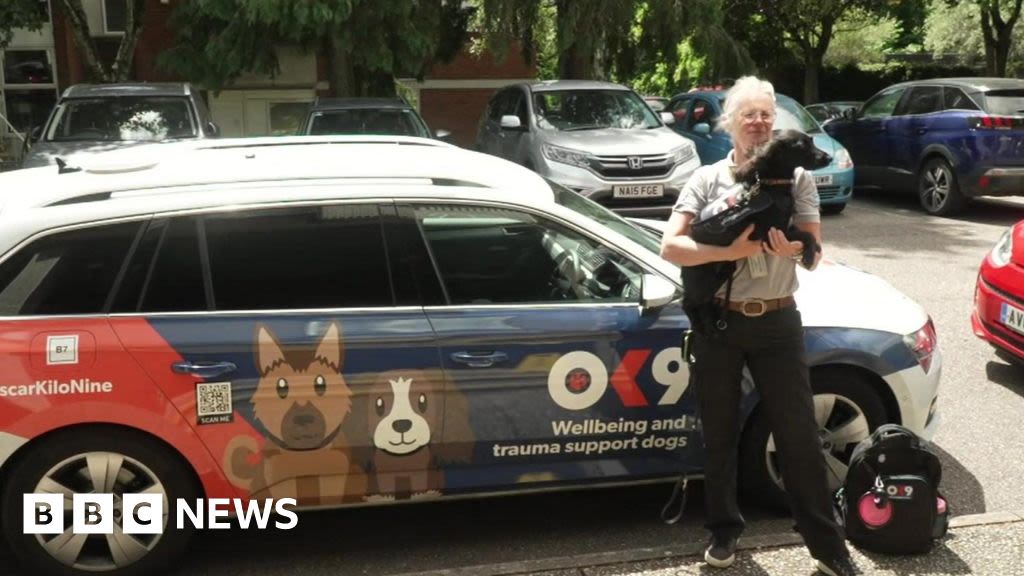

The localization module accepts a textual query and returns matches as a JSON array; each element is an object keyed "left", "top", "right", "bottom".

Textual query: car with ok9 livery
[{"left": 0, "top": 136, "right": 941, "bottom": 576}]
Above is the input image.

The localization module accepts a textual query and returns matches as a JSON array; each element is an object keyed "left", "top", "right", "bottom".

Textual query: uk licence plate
[
  {"left": 613, "top": 184, "right": 664, "bottom": 198},
  {"left": 814, "top": 174, "right": 833, "bottom": 186},
  {"left": 1001, "top": 302, "right": 1024, "bottom": 335}
]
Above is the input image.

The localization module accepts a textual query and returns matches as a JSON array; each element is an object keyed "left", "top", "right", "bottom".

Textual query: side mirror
[
  {"left": 660, "top": 111, "right": 675, "bottom": 125},
  {"left": 434, "top": 128, "right": 453, "bottom": 142},
  {"left": 206, "top": 121, "right": 221, "bottom": 138},
  {"left": 841, "top": 108, "right": 854, "bottom": 120},
  {"left": 641, "top": 274, "right": 678, "bottom": 311},
  {"left": 500, "top": 115, "right": 523, "bottom": 130},
  {"left": 27, "top": 125, "right": 43, "bottom": 145},
  {"left": 692, "top": 123, "right": 711, "bottom": 136}
]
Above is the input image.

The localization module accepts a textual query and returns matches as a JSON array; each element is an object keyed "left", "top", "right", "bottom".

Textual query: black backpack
[{"left": 835, "top": 424, "right": 949, "bottom": 554}]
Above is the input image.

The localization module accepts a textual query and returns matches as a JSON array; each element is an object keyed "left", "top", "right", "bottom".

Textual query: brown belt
[{"left": 714, "top": 296, "right": 796, "bottom": 317}]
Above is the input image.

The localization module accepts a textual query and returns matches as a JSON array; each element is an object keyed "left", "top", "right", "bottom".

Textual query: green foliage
[
  {"left": 160, "top": 0, "right": 472, "bottom": 94},
  {"left": 826, "top": 7, "right": 901, "bottom": 66},
  {"left": 925, "top": 0, "right": 1023, "bottom": 73},
  {"left": 0, "top": 0, "right": 48, "bottom": 49}
]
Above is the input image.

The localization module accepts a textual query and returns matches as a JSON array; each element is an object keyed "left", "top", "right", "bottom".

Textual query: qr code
[{"left": 196, "top": 382, "right": 232, "bottom": 417}]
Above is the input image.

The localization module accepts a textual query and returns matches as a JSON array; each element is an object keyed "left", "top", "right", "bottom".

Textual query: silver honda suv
[{"left": 475, "top": 80, "right": 700, "bottom": 215}]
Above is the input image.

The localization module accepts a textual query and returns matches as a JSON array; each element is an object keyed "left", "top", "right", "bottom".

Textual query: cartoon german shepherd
[{"left": 224, "top": 322, "right": 367, "bottom": 505}]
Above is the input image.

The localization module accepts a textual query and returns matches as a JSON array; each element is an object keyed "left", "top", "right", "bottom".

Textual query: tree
[
  {"left": 978, "top": 0, "right": 1022, "bottom": 76},
  {"left": 0, "top": 0, "right": 147, "bottom": 82},
  {"left": 475, "top": 0, "right": 753, "bottom": 86},
  {"left": 159, "top": 0, "right": 472, "bottom": 97},
  {"left": 825, "top": 7, "right": 900, "bottom": 67},
  {"left": 925, "top": 0, "right": 1024, "bottom": 75},
  {"left": 726, "top": 0, "right": 900, "bottom": 103}
]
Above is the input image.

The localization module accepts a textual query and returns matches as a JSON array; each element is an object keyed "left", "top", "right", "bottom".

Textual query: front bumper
[
  {"left": 973, "top": 269, "right": 1024, "bottom": 361},
  {"left": 539, "top": 154, "right": 701, "bottom": 216},
  {"left": 816, "top": 167, "right": 855, "bottom": 206},
  {"left": 883, "top": 344, "right": 943, "bottom": 440}
]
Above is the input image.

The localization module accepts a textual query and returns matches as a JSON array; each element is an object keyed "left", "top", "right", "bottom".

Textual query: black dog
[{"left": 680, "top": 129, "right": 831, "bottom": 333}]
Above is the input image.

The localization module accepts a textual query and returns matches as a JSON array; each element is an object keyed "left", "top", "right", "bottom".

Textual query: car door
[
  {"left": 499, "top": 87, "right": 531, "bottom": 165},
  {"left": 888, "top": 85, "right": 944, "bottom": 189},
  {"left": 403, "top": 201, "right": 702, "bottom": 493},
  {"left": 476, "top": 89, "right": 510, "bottom": 155},
  {"left": 109, "top": 202, "right": 446, "bottom": 505},
  {"left": 844, "top": 86, "right": 908, "bottom": 187}
]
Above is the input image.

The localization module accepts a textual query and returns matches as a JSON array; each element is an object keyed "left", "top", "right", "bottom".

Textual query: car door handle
[
  {"left": 450, "top": 351, "right": 508, "bottom": 368},
  {"left": 171, "top": 361, "right": 237, "bottom": 378},
  {"left": 916, "top": 128, "right": 928, "bottom": 134}
]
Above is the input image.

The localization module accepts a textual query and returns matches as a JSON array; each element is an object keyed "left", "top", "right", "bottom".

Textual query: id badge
[{"left": 747, "top": 253, "right": 768, "bottom": 278}]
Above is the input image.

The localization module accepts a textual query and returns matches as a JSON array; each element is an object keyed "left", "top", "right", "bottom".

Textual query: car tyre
[
  {"left": 738, "top": 368, "right": 888, "bottom": 510},
  {"left": 918, "top": 157, "right": 967, "bottom": 216},
  {"left": 1, "top": 428, "right": 200, "bottom": 576}
]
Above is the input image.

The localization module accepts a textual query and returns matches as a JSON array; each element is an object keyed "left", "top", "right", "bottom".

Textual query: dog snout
[
  {"left": 293, "top": 412, "right": 315, "bottom": 426},
  {"left": 392, "top": 419, "right": 412, "bottom": 434}
]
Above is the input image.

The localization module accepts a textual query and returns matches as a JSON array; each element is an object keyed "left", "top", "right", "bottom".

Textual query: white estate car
[{"left": 0, "top": 136, "right": 939, "bottom": 576}]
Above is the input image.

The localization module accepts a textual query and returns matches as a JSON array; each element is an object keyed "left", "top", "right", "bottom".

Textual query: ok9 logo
[{"left": 547, "top": 347, "right": 688, "bottom": 410}]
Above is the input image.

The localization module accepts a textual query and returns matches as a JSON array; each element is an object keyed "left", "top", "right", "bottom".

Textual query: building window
[{"left": 103, "top": 0, "right": 127, "bottom": 34}]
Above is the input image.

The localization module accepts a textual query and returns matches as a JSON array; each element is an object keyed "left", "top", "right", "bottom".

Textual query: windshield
[
  {"left": 983, "top": 90, "right": 1024, "bottom": 115},
  {"left": 534, "top": 89, "right": 661, "bottom": 131},
  {"left": 774, "top": 95, "right": 823, "bottom": 133},
  {"left": 46, "top": 96, "right": 197, "bottom": 142},
  {"left": 549, "top": 180, "right": 662, "bottom": 254},
  {"left": 308, "top": 109, "right": 430, "bottom": 137}
]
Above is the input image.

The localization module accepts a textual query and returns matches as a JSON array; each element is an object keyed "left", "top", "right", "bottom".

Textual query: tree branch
[
  {"left": 112, "top": 0, "right": 147, "bottom": 82},
  {"left": 58, "top": 0, "right": 108, "bottom": 82}
]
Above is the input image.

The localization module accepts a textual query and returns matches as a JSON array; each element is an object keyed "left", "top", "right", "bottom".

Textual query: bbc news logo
[{"left": 23, "top": 494, "right": 298, "bottom": 534}]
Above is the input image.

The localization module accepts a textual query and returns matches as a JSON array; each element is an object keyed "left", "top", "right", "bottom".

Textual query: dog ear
[
  {"left": 314, "top": 322, "right": 344, "bottom": 372},
  {"left": 435, "top": 379, "right": 476, "bottom": 464},
  {"left": 255, "top": 324, "right": 286, "bottom": 376}
]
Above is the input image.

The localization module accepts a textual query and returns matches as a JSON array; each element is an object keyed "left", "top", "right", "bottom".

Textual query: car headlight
[
  {"left": 671, "top": 144, "right": 695, "bottom": 165},
  {"left": 990, "top": 227, "right": 1014, "bottom": 267},
  {"left": 542, "top": 143, "right": 591, "bottom": 169},
  {"left": 903, "top": 318, "right": 937, "bottom": 373},
  {"left": 834, "top": 147, "right": 853, "bottom": 169}
]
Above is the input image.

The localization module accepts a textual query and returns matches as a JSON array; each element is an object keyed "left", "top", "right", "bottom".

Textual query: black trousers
[{"left": 690, "top": 305, "right": 848, "bottom": 561}]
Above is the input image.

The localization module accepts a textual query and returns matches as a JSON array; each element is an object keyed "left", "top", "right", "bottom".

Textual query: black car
[{"left": 302, "top": 97, "right": 451, "bottom": 142}]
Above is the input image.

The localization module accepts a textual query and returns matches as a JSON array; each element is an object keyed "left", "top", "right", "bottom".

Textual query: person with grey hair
[{"left": 659, "top": 76, "right": 861, "bottom": 576}]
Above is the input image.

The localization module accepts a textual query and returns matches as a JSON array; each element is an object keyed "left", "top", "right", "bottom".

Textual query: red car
[{"left": 973, "top": 219, "right": 1024, "bottom": 362}]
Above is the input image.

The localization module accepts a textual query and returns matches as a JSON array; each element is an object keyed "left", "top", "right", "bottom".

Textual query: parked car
[
  {"left": 21, "top": 82, "right": 220, "bottom": 169},
  {"left": 0, "top": 136, "right": 940, "bottom": 575},
  {"left": 805, "top": 101, "right": 862, "bottom": 125},
  {"left": 644, "top": 95, "right": 670, "bottom": 111},
  {"left": 824, "top": 78, "right": 1024, "bottom": 216},
  {"left": 972, "top": 218, "right": 1024, "bottom": 364},
  {"left": 665, "top": 90, "right": 855, "bottom": 214},
  {"left": 475, "top": 80, "right": 700, "bottom": 216},
  {"left": 302, "top": 96, "right": 452, "bottom": 142}
]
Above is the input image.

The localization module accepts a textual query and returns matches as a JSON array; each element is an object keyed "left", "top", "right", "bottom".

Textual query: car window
[
  {"left": 981, "top": 89, "right": 1024, "bottom": 115},
  {"left": 487, "top": 89, "right": 511, "bottom": 121},
  {"left": 943, "top": 87, "right": 979, "bottom": 111},
  {"left": 309, "top": 109, "right": 430, "bottom": 138},
  {"left": 667, "top": 97, "right": 690, "bottom": 124},
  {"left": 414, "top": 204, "right": 643, "bottom": 305},
  {"left": 533, "top": 89, "right": 659, "bottom": 131},
  {"left": 775, "top": 95, "right": 822, "bottom": 133},
  {"left": 0, "top": 221, "right": 142, "bottom": 315},
  {"left": 46, "top": 96, "right": 198, "bottom": 142},
  {"left": 899, "top": 86, "right": 943, "bottom": 116},
  {"left": 861, "top": 88, "right": 906, "bottom": 119},
  {"left": 688, "top": 99, "right": 717, "bottom": 130},
  {"left": 548, "top": 180, "right": 662, "bottom": 254},
  {"left": 203, "top": 204, "right": 392, "bottom": 310},
  {"left": 112, "top": 218, "right": 208, "bottom": 313}
]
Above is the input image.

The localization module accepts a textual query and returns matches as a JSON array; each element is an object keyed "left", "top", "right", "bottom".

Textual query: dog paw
[
  {"left": 364, "top": 494, "right": 396, "bottom": 503},
  {"left": 410, "top": 490, "right": 442, "bottom": 500}
]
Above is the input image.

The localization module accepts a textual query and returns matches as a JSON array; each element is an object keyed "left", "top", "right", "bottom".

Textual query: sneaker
[
  {"left": 816, "top": 554, "right": 863, "bottom": 576},
  {"left": 704, "top": 535, "right": 737, "bottom": 568}
]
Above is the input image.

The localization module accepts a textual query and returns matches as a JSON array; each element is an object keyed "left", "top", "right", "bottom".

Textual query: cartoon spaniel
[
  {"left": 224, "top": 322, "right": 367, "bottom": 506},
  {"left": 356, "top": 369, "right": 475, "bottom": 501}
]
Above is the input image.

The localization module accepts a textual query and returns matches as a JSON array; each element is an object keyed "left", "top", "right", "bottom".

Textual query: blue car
[
  {"left": 666, "top": 91, "right": 855, "bottom": 214},
  {"left": 823, "top": 78, "right": 1024, "bottom": 216}
]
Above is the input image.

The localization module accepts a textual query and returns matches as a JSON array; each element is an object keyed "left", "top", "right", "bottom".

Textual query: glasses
[{"left": 739, "top": 109, "right": 776, "bottom": 123}]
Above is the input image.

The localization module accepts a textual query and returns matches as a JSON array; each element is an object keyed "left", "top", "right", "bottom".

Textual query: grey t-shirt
[{"left": 672, "top": 151, "right": 821, "bottom": 301}]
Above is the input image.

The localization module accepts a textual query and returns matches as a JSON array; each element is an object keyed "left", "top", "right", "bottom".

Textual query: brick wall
[{"left": 420, "top": 88, "right": 497, "bottom": 149}]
